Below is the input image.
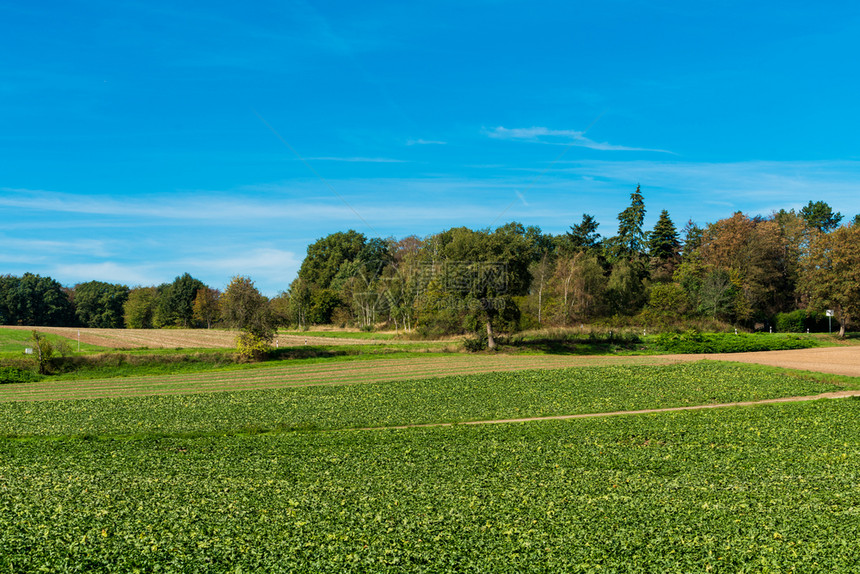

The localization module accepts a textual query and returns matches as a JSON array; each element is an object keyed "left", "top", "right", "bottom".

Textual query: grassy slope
[{"left": 0, "top": 328, "right": 106, "bottom": 355}]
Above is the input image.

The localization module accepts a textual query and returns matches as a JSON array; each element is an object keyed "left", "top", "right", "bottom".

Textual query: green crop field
[
  {"left": 1, "top": 398, "right": 859, "bottom": 572},
  {"left": 0, "top": 362, "right": 844, "bottom": 438},
  {"left": 1, "top": 360, "right": 857, "bottom": 572}
]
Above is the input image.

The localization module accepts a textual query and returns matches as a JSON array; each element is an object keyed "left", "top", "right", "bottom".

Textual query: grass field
[{"left": 0, "top": 327, "right": 106, "bottom": 355}]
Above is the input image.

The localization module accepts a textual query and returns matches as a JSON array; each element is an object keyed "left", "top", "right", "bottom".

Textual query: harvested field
[{"left": 0, "top": 326, "right": 400, "bottom": 349}]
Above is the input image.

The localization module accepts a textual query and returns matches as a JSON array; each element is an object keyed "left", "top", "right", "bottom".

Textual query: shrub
[
  {"left": 0, "top": 367, "right": 43, "bottom": 385},
  {"left": 654, "top": 331, "right": 816, "bottom": 354},
  {"left": 463, "top": 333, "right": 488, "bottom": 352},
  {"left": 236, "top": 331, "right": 273, "bottom": 361},
  {"left": 775, "top": 310, "right": 807, "bottom": 333}
]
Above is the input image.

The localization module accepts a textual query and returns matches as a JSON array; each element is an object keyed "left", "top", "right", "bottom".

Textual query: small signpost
[{"left": 826, "top": 310, "right": 834, "bottom": 334}]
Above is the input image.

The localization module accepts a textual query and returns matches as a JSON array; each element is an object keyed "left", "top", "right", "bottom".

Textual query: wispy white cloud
[
  {"left": 181, "top": 248, "right": 301, "bottom": 291},
  {"left": 0, "top": 236, "right": 110, "bottom": 258},
  {"left": 52, "top": 262, "right": 157, "bottom": 287},
  {"left": 406, "top": 138, "right": 447, "bottom": 146},
  {"left": 489, "top": 126, "right": 673, "bottom": 153}
]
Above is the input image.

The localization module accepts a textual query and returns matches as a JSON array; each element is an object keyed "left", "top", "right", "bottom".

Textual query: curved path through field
[{"left": 359, "top": 388, "right": 860, "bottom": 431}]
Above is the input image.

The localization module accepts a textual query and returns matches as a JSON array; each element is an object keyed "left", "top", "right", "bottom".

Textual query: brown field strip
[{"left": 0, "top": 326, "right": 401, "bottom": 349}]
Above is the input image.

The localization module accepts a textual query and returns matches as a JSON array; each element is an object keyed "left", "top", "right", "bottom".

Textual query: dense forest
[{"left": 3, "top": 190, "right": 860, "bottom": 342}]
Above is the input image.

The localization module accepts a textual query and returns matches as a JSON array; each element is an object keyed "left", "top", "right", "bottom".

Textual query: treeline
[
  {"left": 285, "top": 189, "right": 860, "bottom": 339},
  {"left": 3, "top": 189, "right": 859, "bottom": 342},
  {"left": 0, "top": 273, "right": 287, "bottom": 334}
]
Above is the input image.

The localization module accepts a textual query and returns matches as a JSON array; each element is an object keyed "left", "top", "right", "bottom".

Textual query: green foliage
[
  {"left": 605, "top": 258, "right": 646, "bottom": 315},
  {"left": 153, "top": 273, "right": 206, "bottom": 328},
  {"left": 0, "top": 273, "right": 75, "bottom": 326},
  {"left": 800, "top": 224, "right": 860, "bottom": 336},
  {"left": 299, "top": 230, "right": 369, "bottom": 290},
  {"left": 775, "top": 310, "right": 806, "bottom": 333},
  {"left": 648, "top": 209, "right": 679, "bottom": 260},
  {"left": 235, "top": 331, "right": 273, "bottom": 361},
  {"left": 0, "top": 366, "right": 42, "bottom": 384},
  {"left": 0, "top": 363, "right": 838, "bottom": 437},
  {"left": 73, "top": 281, "right": 130, "bottom": 328},
  {"left": 654, "top": 330, "right": 816, "bottom": 353},
  {"left": 646, "top": 282, "right": 688, "bottom": 314},
  {"left": 123, "top": 287, "right": 158, "bottom": 328},
  {"left": 698, "top": 268, "right": 740, "bottom": 319},
  {"left": 612, "top": 184, "right": 647, "bottom": 259},
  {"left": 308, "top": 288, "right": 341, "bottom": 324},
  {"left": 29, "top": 330, "right": 54, "bottom": 374},
  {"left": 1, "top": 399, "right": 859, "bottom": 571},
  {"left": 563, "top": 213, "right": 601, "bottom": 254},
  {"left": 220, "top": 276, "right": 273, "bottom": 336},
  {"left": 191, "top": 287, "right": 220, "bottom": 328},
  {"left": 462, "top": 332, "right": 488, "bottom": 352},
  {"left": 681, "top": 219, "right": 704, "bottom": 256},
  {"left": 800, "top": 200, "right": 843, "bottom": 233}
]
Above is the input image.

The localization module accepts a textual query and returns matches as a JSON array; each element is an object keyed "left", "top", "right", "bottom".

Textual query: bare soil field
[
  {"left": 0, "top": 326, "right": 392, "bottom": 348},
  {"left": 701, "top": 346, "right": 860, "bottom": 377}
]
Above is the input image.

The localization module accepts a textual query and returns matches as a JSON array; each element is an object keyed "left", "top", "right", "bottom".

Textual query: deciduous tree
[
  {"left": 0, "top": 273, "right": 75, "bottom": 326},
  {"left": 800, "top": 225, "right": 860, "bottom": 337},
  {"left": 192, "top": 287, "right": 221, "bottom": 329},
  {"left": 124, "top": 287, "right": 157, "bottom": 328},
  {"left": 73, "top": 281, "right": 129, "bottom": 328}
]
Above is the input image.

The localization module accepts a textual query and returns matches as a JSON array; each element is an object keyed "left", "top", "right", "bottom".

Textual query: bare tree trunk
[
  {"left": 537, "top": 283, "right": 543, "bottom": 325},
  {"left": 486, "top": 320, "right": 496, "bottom": 350}
]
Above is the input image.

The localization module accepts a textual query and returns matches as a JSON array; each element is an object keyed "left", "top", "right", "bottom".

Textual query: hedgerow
[{"left": 654, "top": 331, "right": 816, "bottom": 353}]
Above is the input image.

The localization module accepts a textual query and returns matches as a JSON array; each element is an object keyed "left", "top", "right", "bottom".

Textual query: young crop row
[
  {"left": 1, "top": 398, "right": 858, "bottom": 572},
  {"left": 0, "top": 362, "right": 841, "bottom": 438}
]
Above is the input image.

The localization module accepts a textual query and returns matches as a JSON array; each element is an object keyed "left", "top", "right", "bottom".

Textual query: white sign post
[{"left": 826, "top": 310, "right": 834, "bottom": 334}]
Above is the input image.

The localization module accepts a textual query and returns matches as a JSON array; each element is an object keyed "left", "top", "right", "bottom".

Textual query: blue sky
[{"left": 3, "top": 0, "right": 859, "bottom": 295}]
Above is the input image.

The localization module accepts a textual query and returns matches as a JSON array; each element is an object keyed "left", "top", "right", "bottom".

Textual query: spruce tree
[
  {"left": 614, "top": 184, "right": 646, "bottom": 259},
  {"left": 648, "top": 209, "right": 680, "bottom": 260}
]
